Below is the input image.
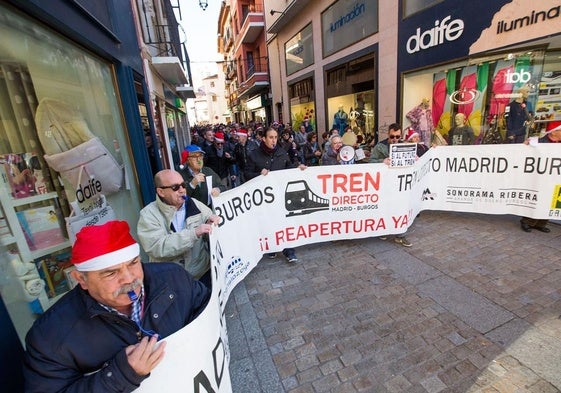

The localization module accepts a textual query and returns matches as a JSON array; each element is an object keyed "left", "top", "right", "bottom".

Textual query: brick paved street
[{"left": 226, "top": 211, "right": 561, "bottom": 392}]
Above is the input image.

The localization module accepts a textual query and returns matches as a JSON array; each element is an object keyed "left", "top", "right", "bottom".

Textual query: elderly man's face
[
  {"left": 188, "top": 152, "right": 204, "bottom": 171},
  {"left": 72, "top": 257, "right": 144, "bottom": 314},
  {"left": 156, "top": 170, "right": 187, "bottom": 209}
]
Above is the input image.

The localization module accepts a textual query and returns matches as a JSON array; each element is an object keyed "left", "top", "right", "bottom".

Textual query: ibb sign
[
  {"left": 406, "top": 15, "right": 464, "bottom": 54},
  {"left": 505, "top": 68, "right": 532, "bottom": 84}
]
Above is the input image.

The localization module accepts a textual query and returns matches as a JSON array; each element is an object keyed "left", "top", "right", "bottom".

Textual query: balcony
[
  {"left": 223, "top": 27, "right": 234, "bottom": 51},
  {"left": 239, "top": 5, "right": 264, "bottom": 44},
  {"left": 238, "top": 58, "right": 269, "bottom": 98},
  {"left": 152, "top": 56, "right": 188, "bottom": 85}
]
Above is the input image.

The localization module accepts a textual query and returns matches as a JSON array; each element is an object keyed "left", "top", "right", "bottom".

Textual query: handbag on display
[{"left": 65, "top": 193, "right": 116, "bottom": 244}]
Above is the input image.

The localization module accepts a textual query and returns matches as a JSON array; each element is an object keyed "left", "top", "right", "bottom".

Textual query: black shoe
[
  {"left": 533, "top": 226, "right": 550, "bottom": 233},
  {"left": 520, "top": 222, "right": 532, "bottom": 232}
]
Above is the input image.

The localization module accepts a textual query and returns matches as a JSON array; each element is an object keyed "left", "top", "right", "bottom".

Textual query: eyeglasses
[
  {"left": 189, "top": 154, "right": 203, "bottom": 159},
  {"left": 158, "top": 182, "right": 187, "bottom": 191},
  {"left": 388, "top": 135, "right": 401, "bottom": 139}
]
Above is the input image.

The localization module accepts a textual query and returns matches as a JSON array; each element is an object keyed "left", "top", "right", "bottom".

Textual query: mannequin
[
  {"left": 349, "top": 107, "right": 360, "bottom": 128},
  {"left": 406, "top": 98, "right": 433, "bottom": 146},
  {"left": 447, "top": 113, "right": 474, "bottom": 145},
  {"left": 332, "top": 105, "right": 348, "bottom": 136},
  {"left": 506, "top": 85, "right": 533, "bottom": 143}
]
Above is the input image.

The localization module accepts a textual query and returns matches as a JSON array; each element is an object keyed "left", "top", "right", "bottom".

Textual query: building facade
[
  {"left": 265, "top": 0, "right": 561, "bottom": 145},
  {"left": 218, "top": 0, "right": 271, "bottom": 126}
]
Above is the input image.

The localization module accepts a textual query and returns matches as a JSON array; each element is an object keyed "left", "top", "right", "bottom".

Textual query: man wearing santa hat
[
  {"left": 23, "top": 220, "right": 210, "bottom": 392},
  {"left": 137, "top": 169, "right": 220, "bottom": 287}
]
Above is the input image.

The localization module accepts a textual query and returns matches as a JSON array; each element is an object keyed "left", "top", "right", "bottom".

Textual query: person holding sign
[
  {"left": 179, "top": 144, "right": 225, "bottom": 209},
  {"left": 23, "top": 220, "right": 210, "bottom": 393},
  {"left": 519, "top": 124, "right": 561, "bottom": 233},
  {"left": 369, "top": 123, "right": 402, "bottom": 165},
  {"left": 368, "top": 123, "right": 413, "bottom": 247},
  {"left": 405, "top": 127, "right": 429, "bottom": 157}
]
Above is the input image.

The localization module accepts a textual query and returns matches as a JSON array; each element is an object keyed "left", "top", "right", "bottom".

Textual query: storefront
[
  {"left": 0, "top": 3, "right": 151, "bottom": 386},
  {"left": 285, "top": 22, "right": 316, "bottom": 131},
  {"left": 246, "top": 94, "right": 268, "bottom": 124},
  {"left": 288, "top": 76, "right": 316, "bottom": 132},
  {"left": 325, "top": 51, "right": 376, "bottom": 145},
  {"left": 398, "top": 0, "right": 561, "bottom": 145}
]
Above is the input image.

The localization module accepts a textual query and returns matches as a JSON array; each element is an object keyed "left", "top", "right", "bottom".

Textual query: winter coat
[
  {"left": 23, "top": 263, "right": 210, "bottom": 393},
  {"left": 368, "top": 140, "right": 390, "bottom": 163},
  {"left": 137, "top": 195, "right": 213, "bottom": 279},
  {"left": 244, "top": 144, "right": 296, "bottom": 180},
  {"left": 179, "top": 166, "right": 225, "bottom": 208}
]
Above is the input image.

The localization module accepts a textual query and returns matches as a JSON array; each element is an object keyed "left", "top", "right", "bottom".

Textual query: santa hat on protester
[
  {"left": 237, "top": 128, "right": 248, "bottom": 137},
  {"left": 405, "top": 127, "right": 419, "bottom": 141},
  {"left": 214, "top": 132, "right": 225, "bottom": 143},
  {"left": 545, "top": 123, "right": 561, "bottom": 134},
  {"left": 71, "top": 221, "right": 139, "bottom": 272}
]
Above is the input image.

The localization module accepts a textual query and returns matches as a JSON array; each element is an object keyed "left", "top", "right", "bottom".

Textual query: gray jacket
[{"left": 137, "top": 196, "right": 213, "bottom": 279}]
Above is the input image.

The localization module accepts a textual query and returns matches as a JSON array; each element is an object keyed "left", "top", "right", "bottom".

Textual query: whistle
[{"left": 128, "top": 290, "right": 138, "bottom": 301}]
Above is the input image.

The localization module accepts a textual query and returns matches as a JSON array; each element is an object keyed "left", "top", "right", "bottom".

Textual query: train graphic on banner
[{"left": 284, "top": 180, "right": 330, "bottom": 217}]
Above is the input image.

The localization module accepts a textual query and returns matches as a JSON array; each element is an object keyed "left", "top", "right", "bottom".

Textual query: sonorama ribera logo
[{"left": 406, "top": 15, "right": 464, "bottom": 54}]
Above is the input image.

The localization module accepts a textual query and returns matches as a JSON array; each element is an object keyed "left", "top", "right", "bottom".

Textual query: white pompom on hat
[
  {"left": 71, "top": 221, "right": 139, "bottom": 272},
  {"left": 405, "top": 127, "right": 419, "bottom": 141}
]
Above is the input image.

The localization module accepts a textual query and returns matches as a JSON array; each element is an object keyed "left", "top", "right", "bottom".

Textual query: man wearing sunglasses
[
  {"left": 368, "top": 123, "right": 413, "bottom": 247},
  {"left": 137, "top": 169, "right": 220, "bottom": 287},
  {"left": 369, "top": 123, "right": 402, "bottom": 164}
]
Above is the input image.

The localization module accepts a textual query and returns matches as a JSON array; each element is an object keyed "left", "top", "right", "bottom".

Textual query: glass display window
[
  {"left": 0, "top": 4, "right": 143, "bottom": 343},
  {"left": 327, "top": 91, "right": 375, "bottom": 145},
  {"left": 402, "top": 48, "right": 550, "bottom": 145}
]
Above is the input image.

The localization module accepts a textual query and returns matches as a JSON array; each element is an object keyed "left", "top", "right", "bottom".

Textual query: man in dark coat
[
  {"left": 23, "top": 220, "right": 210, "bottom": 393},
  {"left": 245, "top": 127, "right": 306, "bottom": 263}
]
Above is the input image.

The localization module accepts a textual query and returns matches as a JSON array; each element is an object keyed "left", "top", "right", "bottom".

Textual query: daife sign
[{"left": 406, "top": 15, "right": 464, "bottom": 54}]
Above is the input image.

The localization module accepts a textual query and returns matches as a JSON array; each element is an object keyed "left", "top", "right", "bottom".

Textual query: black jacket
[
  {"left": 23, "top": 263, "right": 210, "bottom": 393},
  {"left": 244, "top": 144, "right": 296, "bottom": 180},
  {"left": 180, "top": 165, "right": 226, "bottom": 207}
]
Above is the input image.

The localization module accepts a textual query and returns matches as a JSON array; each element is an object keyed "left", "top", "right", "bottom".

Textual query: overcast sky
[{"left": 177, "top": 0, "right": 221, "bottom": 87}]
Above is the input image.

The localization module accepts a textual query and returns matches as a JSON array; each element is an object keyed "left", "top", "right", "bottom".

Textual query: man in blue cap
[{"left": 179, "top": 144, "right": 226, "bottom": 209}]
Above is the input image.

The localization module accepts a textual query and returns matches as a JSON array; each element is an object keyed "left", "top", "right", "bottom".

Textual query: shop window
[
  {"left": 285, "top": 23, "right": 314, "bottom": 76},
  {"left": 289, "top": 78, "right": 315, "bottom": 132},
  {"left": 0, "top": 4, "right": 142, "bottom": 343},
  {"left": 402, "top": 49, "right": 550, "bottom": 146},
  {"left": 326, "top": 54, "right": 376, "bottom": 145},
  {"left": 402, "top": 0, "right": 444, "bottom": 18}
]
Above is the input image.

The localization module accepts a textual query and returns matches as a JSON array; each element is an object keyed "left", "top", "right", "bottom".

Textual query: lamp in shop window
[{"left": 199, "top": 0, "right": 208, "bottom": 10}]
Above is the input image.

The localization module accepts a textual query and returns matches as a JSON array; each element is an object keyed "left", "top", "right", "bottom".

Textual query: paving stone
[{"left": 226, "top": 214, "right": 561, "bottom": 392}]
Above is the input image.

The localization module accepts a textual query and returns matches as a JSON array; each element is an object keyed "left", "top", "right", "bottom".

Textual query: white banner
[{"left": 136, "top": 144, "right": 560, "bottom": 392}]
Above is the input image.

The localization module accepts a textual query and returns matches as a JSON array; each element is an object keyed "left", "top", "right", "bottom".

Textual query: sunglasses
[
  {"left": 158, "top": 182, "right": 187, "bottom": 191},
  {"left": 388, "top": 135, "right": 401, "bottom": 139}
]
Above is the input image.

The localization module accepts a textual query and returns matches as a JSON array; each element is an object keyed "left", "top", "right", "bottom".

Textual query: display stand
[{"left": 0, "top": 189, "right": 71, "bottom": 343}]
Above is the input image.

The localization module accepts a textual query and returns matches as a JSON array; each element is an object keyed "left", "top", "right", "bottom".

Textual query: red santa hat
[
  {"left": 71, "top": 221, "right": 139, "bottom": 272},
  {"left": 214, "top": 132, "right": 225, "bottom": 143},
  {"left": 237, "top": 128, "right": 248, "bottom": 137},
  {"left": 405, "top": 127, "right": 419, "bottom": 141}
]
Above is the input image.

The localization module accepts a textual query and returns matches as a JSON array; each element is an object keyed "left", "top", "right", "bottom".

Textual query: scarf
[{"left": 260, "top": 140, "right": 277, "bottom": 156}]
